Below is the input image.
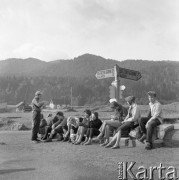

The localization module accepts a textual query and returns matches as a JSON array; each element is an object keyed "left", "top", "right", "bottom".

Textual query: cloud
[{"left": 0, "top": 0, "right": 179, "bottom": 61}]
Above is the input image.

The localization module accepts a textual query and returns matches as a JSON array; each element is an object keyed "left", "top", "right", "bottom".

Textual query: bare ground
[{"left": 0, "top": 131, "right": 179, "bottom": 180}]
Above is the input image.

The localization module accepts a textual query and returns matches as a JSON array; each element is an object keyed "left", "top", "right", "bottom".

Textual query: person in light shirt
[
  {"left": 104, "top": 96, "right": 140, "bottom": 149},
  {"left": 138, "top": 91, "right": 163, "bottom": 150}
]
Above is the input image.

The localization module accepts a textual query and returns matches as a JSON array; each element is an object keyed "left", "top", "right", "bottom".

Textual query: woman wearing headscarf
[
  {"left": 94, "top": 99, "right": 126, "bottom": 146},
  {"left": 105, "top": 96, "right": 141, "bottom": 149}
]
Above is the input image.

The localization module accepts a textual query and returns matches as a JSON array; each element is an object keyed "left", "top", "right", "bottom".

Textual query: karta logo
[{"left": 118, "top": 162, "right": 178, "bottom": 180}]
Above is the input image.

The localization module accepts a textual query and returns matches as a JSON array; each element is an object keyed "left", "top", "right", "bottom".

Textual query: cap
[
  {"left": 35, "top": 91, "right": 42, "bottom": 96},
  {"left": 109, "top": 98, "right": 117, "bottom": 104},
  {"left": 125, "top": 96, "right": 135, "bottom": 104},
  {"left": 147, "top": 91, "right": 156, "bottom": 97},
  {"left": 84, "top": 109, "right": 91, "bottom": 116}
]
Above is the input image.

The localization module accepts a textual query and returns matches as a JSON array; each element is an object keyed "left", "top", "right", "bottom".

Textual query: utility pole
[
  {"left": 70, "top": 87, "right": 73, "bottom": 109},
  {"left": 114, "top": 65, "right": 120, "bottom": 103}
]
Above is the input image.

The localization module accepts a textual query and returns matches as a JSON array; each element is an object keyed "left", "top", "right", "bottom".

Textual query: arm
[
  {"left": 53, "top": 119, "right": 62, "bottom": 128},
  {"left": 148, "top": 103, "right": 162, "bottom": 122},
  {"left": 146, "top": 103, "right": 162, "bottom": 128},
  {"left": 124, "top": 106, "right": 140, "bottom": 123},
  {"left": 32, "top": 99, "right": 44, "bottom": 108}
]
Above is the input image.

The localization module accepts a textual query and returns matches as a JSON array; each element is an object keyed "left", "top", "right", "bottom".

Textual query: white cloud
[{"left": 0, "top": 0, "right": 179, "bottom": 61}]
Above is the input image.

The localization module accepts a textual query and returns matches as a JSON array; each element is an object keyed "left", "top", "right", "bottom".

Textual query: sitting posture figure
[
  {"left": 83, "top": 112, "right": 102, "bottom": 145},
  {"left": 39, "top": 113, "right": 48, "bottom": 137},
  {"left": 138, "top": 91, "right": 163, "bottom": 150},
  {"left": 63, "top": 116, "right": 83, "bottom": 142},
  {"left": 94, "top": 100, "right": 125, "bottom": 146},
  {"left": 44, "top": 111, "right": 67, "bottom": 142},
  {"left": 74, "top": 109, "right": 91, "bottom": 145},
  {"left": 41, "top": 113, "right": 58, "bottom": 140},
  {"left": 105, "top": 96, "right": 141, "bottom": 149}
]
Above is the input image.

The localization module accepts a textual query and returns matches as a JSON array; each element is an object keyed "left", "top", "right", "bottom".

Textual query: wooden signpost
[{"left": 95, "top": 64, "right": 142, "bottom": 103}]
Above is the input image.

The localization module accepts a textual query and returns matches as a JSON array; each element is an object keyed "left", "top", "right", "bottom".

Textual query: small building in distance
[
  {"left": 49, "top": 99, "right": 63, "bottom": 109},
  {"left": 16, "top": 101, "right": 32, "bottom": 112}
]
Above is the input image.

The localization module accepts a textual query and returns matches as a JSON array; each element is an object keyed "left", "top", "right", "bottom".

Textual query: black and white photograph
[{"left": 0, "top": 0, "right": 179, "bottom": 179}]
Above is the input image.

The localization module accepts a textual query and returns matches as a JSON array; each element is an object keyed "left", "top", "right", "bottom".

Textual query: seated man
[
  {"left": 41, "top": 113, "right": 58, "bottom": 140},
  {"left": 39, "top": 113, "right": 48, "bottom": 137},
  {"left": 138, "top": 91, "right": 163, "bottom": 150},
  {"left": 44, "top": 111, "right": 67, "bottom": 142}
]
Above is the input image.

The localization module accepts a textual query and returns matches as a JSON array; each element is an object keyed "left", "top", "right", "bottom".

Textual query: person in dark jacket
[
  {"left": 44, "top": 111, "right": 67, "bottom": 142},
  {"left": 41, "top": 113, "right": 59, "bottom": 140},
  {"left": 83, "top": 112, "right": 102, "bottom": 145}
]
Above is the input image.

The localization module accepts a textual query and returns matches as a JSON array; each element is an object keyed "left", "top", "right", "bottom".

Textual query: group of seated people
[{"left": 39, "top": 91, "right": 163, "bottom": 150}]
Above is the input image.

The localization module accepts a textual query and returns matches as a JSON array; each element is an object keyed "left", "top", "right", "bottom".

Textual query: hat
[
  {"left": 125, "top": 96, "right": 135, "bottom": 104},
  {"left": 147, "top": 91, "right": 156, "bottom": 97},
  {"left": 56, "top": 111, "right": 64, "bottom": 117},
  {"left": 84, "top": 109, "right": 91, "bottom": 116},
  {"left": 109, "top": 98, "right": 117, "bottom": 104},
  {"left": 35, "top": 91, "right": 42, "bottom": 96}
]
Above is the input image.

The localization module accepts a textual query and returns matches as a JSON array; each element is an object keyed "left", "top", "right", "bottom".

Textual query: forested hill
[
  {"left": 0, "top": 54, "right": 179, "bottom": 105},
  {"left": 0, "top": 53, "right": 178, "bottom": 77}
]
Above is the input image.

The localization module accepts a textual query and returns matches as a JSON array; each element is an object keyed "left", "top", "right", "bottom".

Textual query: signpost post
[{"left": 95, "top": 64, "right": 142, "bottom": 103}]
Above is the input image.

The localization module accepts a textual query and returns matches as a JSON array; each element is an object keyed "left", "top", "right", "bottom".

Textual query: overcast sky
[{"left": 0, "top": 0, "right": 179, "bottom": 61}]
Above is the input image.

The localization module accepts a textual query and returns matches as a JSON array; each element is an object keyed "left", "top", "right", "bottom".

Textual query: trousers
[
  {"left": 139, "top": 117, "right": 161, "bottom": 144},
  {"left": 31, "top": 111, "right": 41, "bottom": 140}
]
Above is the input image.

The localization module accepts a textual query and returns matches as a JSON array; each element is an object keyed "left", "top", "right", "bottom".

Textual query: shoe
[
  {"left": 138, "top": 134, "right": 146, "bottom": 144},
  {"left": 145, "top": 143, "right": 153, "bottom": 150},
  {"left": 104, "top": 143, "right": 113, "bottom": 148},
  {"left": 43, "top": 138, "right": 52, "bottom": 142},
  {"left": 111, "top": 145, "right": 120, "bottom": 149},
  {"left": 32, "top": 140, "right": 40, "bottom": 143},
  {"left": 63, "top": 137, "right": 69, "bottom": 142},
  {"left": 57, "top": 136, "right": 64, "bottom": 141},
  {"left": 68, "top": 139, "right": 72, "bottom": 143},
  {"left": 100, "top": 141, "right": 109, "bottom": 147},
  {"left": 74, "top": 141, "right": 81, "bottom": 145}
]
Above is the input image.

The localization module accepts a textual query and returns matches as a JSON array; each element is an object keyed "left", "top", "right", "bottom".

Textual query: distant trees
[{"left": 0, "top": 56, "right": 179, "bottom": 105}]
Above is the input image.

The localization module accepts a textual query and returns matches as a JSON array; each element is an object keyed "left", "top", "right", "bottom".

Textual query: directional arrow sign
[
  {"left": 95, "top": 68, "right": 114, "bottom": 79},
  {"left": 116, "top": 65, "right": 142, "bottom": 81}
]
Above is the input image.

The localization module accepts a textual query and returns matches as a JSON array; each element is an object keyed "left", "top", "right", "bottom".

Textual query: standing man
[
  {"left": 31, "top": 91, "right": 45, "bottom": 143},
  {"left": 138, "top": 91, "right": 163, "bottom": 150}
]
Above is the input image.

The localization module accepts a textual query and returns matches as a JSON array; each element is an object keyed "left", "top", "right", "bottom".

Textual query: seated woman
[
  {"left": 82, "top": 112, "right": 102, "bottom": 145},
  {"left": 63, "top": 116, "right": 83, "bottom": 142},
  {"left": 73, "top": 109, "right": 91, "bottom": 145},
  {"left": 105, "top": 96, "right": 141, "bottom": 149},
  {"left": 94, "top": 100, "right": 125, "bottom": 146}
]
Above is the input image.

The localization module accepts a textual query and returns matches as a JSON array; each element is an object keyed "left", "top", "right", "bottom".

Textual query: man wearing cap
[
  {"left": 31, "top": 91, "right": 45, "bottom": 143},
  {"left": 138, "top": 91, "right": 163, "bottom": 150}
]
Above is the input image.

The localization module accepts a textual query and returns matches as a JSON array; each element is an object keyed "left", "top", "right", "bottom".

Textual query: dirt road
[{"left": 0, "top": 131, "right": 178, "bottom": 180}]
